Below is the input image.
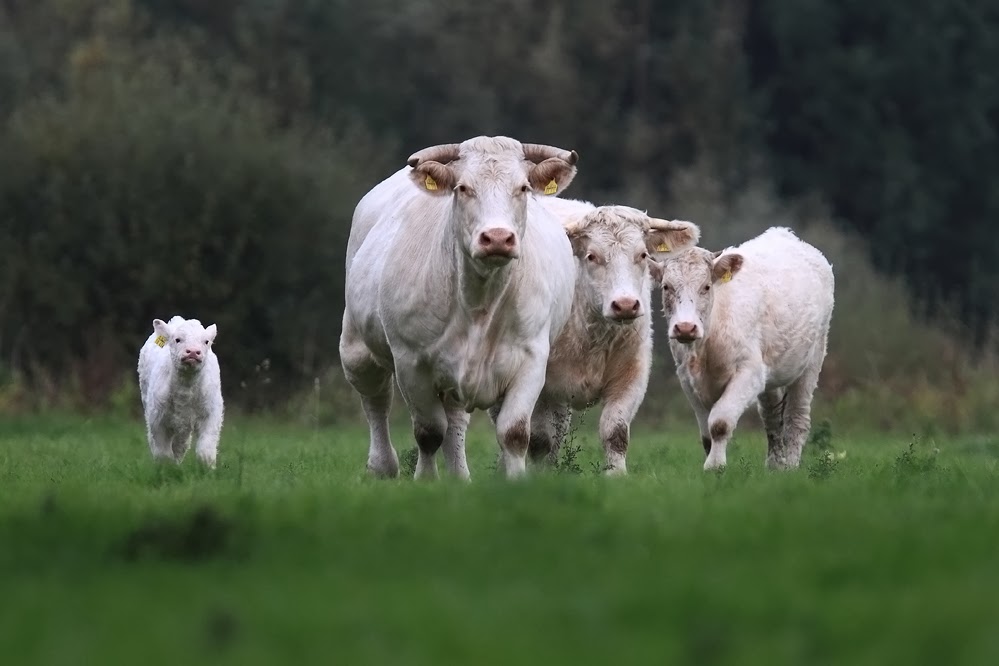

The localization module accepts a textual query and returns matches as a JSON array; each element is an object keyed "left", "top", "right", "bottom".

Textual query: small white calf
[
  {"left": 137, "top": 316, "right": 224, "bottom": 468},
  {"left": 655, "top": 227, "right": 834, "bottom": 470}
]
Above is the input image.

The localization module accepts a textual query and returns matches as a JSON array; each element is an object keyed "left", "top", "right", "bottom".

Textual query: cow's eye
[
  {"left": 702, "top": 284, "right": 711, "bottom": 293},
  {"left": 640, "top": 252, "right": 649, "bottom": 260},
  {"left": 175, "top": 337, "right": 181, "bottom": 343},
  {"left": 457, "top": 184, "right": 467, "bottom": 193},
  {"left": 519, "top": 184, "right": 530, "bottom": 193},
  {"left": 586, "top": 253, "right": 597, "bottom": 263}
]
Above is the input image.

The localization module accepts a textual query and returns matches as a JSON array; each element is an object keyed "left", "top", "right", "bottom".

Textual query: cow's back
[
  {"left": 345, "top": 167, "right": 418, "bottom": 280},
  {"left": 712, "top": 228, "right": 834, "bottom": 385}
]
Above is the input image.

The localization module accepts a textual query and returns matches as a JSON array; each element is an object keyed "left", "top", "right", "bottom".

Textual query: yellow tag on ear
[
  {"left": 655, "top": 242, "right": 671, "bottom": 252},
  {"left": 721, "top": 270, "right": 732, "bottom": 283},
  {"left": 154, "top": 335, "right": 167, "bottom": 347},
  {"left": 544, "top": 179, "right": 558, "bottom": 195},
  {"left": 424, "top": 175, "right": 438, "bottom": 191}
]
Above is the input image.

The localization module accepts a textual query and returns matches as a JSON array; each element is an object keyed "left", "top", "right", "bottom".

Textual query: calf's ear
[
  {"left": 646, "top": 219, "right": 700, "bottom": 255},
  {"left": 562, "top": 220, "right": 590, "bottom": 257},
  {"left": 205, "top": 324, "right": 218, "bottom": 343},
  {"left": 647, "top": 258, "right": 665, "bottom": 284},
  {"left": 711, "top": 253, "right": 744, "bottom": 283},
  {"left": 528, "top": 157, "right": 578, "bottom": 196},
  {"left": 152, "top": 319, "right": 170, "bottom": 337}
]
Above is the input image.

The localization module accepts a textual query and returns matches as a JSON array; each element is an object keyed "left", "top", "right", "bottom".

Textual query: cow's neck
[
  {"left": 455, "top": 248, "right": 514, "bottom": 316},
  {"left": 671, "top": 337, "right": 708, "bottom": 379}
]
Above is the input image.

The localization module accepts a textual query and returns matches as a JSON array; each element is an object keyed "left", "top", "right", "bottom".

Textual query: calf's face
[
  {"left": 658, "top": 249, "right": 743, "bottom": 343},
  {"left": 406, "top": 137, "right": 578, "bottom": 271},
  {"left": 566, "top": 207, "right": 700, "bottom": 323},
  {"left": 153, "top": 318, "right": 218, "bottom": 371}
]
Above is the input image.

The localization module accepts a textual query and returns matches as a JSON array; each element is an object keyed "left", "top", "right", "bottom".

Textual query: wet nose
[
  {"left": 610, "top": 297, "right": 641, "bottom": 320},
  {"left": 477, "top": 228, "right": 518, "bottom": 257},
  {"left": 672, "top": 322, "right": 699, "bottom": 340},
  {"left": 185, "top": 348, "right": 202, "bottom": 357}
]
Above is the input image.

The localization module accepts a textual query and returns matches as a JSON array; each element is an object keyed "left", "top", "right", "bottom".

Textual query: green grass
[{"left": 1, "top": 413, "right": 998, "bottom": 666}]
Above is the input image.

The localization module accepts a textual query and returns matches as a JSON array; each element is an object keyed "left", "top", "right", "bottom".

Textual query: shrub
[{"left": 0, "top": 37, "right": 388, "bottom": 408}]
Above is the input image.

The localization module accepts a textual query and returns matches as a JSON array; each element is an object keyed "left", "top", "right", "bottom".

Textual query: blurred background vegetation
[{"left": 1, "top": 0, "right": 997, "bottom": 434}]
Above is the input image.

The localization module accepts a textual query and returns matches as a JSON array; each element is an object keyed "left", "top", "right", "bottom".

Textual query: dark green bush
[{"left": 0, "top": 43, "right": 387, "bottom": 407}]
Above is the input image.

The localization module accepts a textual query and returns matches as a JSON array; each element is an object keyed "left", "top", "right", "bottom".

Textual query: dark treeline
[{"left": 1, "top": 0, "right": 996, "bottom": 406}]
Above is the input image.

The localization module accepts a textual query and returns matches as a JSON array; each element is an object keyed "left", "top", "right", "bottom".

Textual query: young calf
[
  {"left": 656, "top": 227, "right": 834, "bottom": 470},
  {"left": 137, "top": 316, "right": 224, "bottom": 468},
  {"left": 508, "top": 198, "right": 700, "bottom": 474}
]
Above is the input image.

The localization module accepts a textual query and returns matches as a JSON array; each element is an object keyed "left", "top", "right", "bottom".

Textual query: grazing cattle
[
  {"left": 339, "top": 136, "right": 579, "bottom": 480},
  {"left": 656, "top": 227, "right": 834, "bottom": 470},
  {"left": 494, "top": 198, "right": 700, "bottom": 474},
  {"left": 137, "top": 316, "right": 224, "bottom": 468}
]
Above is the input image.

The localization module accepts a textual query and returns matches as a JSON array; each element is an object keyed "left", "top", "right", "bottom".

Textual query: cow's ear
[
  {"left": 646, "top": 219, "right": 700, "bottom": 255},
  {"left": 647, "top": 258, "right": 664, "bottom": 284},
  {"left": 528, "top": 157, "right": 577, "bottom": 196},
  {"left": 712, "top": 253, "right": 743, "bottom": 283},
  {"left": 409, "top": 161, "right": 457, "bottom": 195},
  {"left": 152, "top": 319, "right": 171, "bottom": 338},
  {"left": 562, "top": 221, "right": 590, "bottom": 257}
]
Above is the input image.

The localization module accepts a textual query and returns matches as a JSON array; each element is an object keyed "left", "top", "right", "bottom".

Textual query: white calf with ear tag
[{"left": 137, "top": 315, "right": 224, "bottom": 468}]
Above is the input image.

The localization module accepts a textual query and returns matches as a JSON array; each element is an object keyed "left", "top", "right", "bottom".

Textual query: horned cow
[{"left": 339, "top": 136, "right": 579, "bottom": 480}]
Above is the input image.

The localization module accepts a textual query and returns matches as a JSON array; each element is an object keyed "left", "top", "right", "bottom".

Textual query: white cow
[
  {"left": 495, "top": 198, "right": 700, "bottom": 474},
  {"left": 339, "top": 136, "right": 579, "bottom": 480},
  {"left": 137, "top": 316, "right": 224, "bottom": 468},
  {"left": 656, "top": 227, "right": 834, "bottom": 470}
]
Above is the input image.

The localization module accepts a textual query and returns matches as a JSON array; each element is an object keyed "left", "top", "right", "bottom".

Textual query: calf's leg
[
  {"left": 705, "top": 368, "right": 765, "bottom": 471},
  {"left": 757, "top": 387, "right": 787, "bottom": 466}
]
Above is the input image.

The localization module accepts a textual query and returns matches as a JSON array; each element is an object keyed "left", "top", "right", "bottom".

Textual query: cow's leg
[
  {"left": 770, "top": 347, "right": 825, "bottom": 470},
  {"left": 194, "top": 406, "right": 224, "bottom": 469},
  {"left": 704, "top": 367, "right": 765, "bottom": 471},
  {"left": 528, "top": 398, "right": 568, "bottom": 467},
  {"left": 393, "top": 367, "right": 447, "bottom": 481},
  {"left": 172, "top": 430, "right": 192, "bottom": 463},
  {"left": 340, "top": 324, "right": 398, "bottom": 478},
  {"left": 494, "top": 351, "right": 549, "bottom": 479},
  {"left": 149, "top": 422, "right": 179, "bottom": 464},
  {"left": 441, "top": 405, "right": 471, "bottom": 481},
  {"left": 598, "top": 352, "right": 651, "bottom": 476},
  {"left": 757, "top": 387, "right": 787, "bottom": 467},
  {"left": 678, "top": 376, "right": 711, "bottom": 459}
]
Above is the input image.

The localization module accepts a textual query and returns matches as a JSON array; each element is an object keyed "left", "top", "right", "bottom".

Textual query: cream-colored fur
[
  {"left": 506, "top": 199, "right": 700, "bottom": 475},
  {"left": 339, "top": 136, "right": 579, "bottom": 480},
  {"left": 657, "top": 227, "right": 835, "bottom": 471}
]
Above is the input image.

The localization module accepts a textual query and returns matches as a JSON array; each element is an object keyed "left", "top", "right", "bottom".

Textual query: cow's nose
[
  {"left": 185, "top": 348, "right": 202, "bottom": 357},
  {"left": 610, "top": 297, "right": 641, "bottom": 320},
  {"left": 478, "top": 228, "right": 518, "bottom": 257},
  {"left": 672, "top": 322, "right": 699, "bottom": 341}
]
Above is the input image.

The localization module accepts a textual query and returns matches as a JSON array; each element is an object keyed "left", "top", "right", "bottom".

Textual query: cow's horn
[
  {"left": 522, "top": 144, "right": 579, "bottom": 165},
  {"left": 407, "top": 143, "right": 461, "bottom": 168}
]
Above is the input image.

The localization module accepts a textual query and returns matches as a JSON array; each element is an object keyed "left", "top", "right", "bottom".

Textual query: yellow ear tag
[
  {"left": 544, "top": 179, "right": 558, "bottom": 195},
  {"left": 154, "top": 335, "right": 167, "bottom": 347},
  {"left": 424, "top": 175, "right": 438, "bottom": 191},
  {"left": 655, "top": 242, "right": 671, "bottom": 252},
  {"left": 721, "top": 270, "right": 732, "bottom": 283}
]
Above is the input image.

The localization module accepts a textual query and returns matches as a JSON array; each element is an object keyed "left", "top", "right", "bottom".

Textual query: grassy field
[{"left": 1, "top": 412, "right": 998, "bottom": 666}]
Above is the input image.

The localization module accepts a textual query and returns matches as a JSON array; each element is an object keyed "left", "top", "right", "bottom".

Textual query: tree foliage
[{"left": 0, "top": 0, "right": 995, "bottom": 405}]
